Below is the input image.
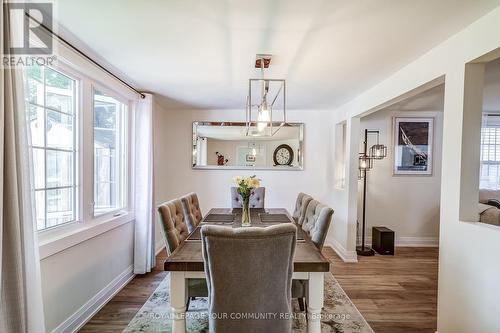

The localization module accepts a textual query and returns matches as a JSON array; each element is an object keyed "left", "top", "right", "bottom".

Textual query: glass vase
[{"left": 241, "top": 198, "right": 251, "bottom": 226}]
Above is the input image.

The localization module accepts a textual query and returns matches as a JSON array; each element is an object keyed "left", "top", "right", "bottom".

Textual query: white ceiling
[{"left": 53, "top": 0, "right": 500, "bottom": 110}]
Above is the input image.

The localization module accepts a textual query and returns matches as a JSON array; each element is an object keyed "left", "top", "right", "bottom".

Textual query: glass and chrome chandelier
[{"left": 246, "top": 55, "right": 286, "bottom": 137}]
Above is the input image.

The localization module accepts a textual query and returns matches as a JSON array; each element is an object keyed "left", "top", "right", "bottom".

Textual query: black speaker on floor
[{"left": 372, "top": 226, "right": 394, "bottom": 255}]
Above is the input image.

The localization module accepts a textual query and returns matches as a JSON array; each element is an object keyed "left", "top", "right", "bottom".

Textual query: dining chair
[
  {"left": 230, "top": 187, "right": 265, "bottom": 208},
  {"left": 180, "top": 192, "right": 203, "bottom": 232},
  {"left": 157, "top": 199, "right": 208, "bottom": 307},
  {"left": 292, "top": 199, "right": 334, "bottom": 312},
  {"left": 201, "top": 223, "right": 296, "bottom": 333},
  {"left": 292, "top": 192, "right": 313, "bottom": 225}
]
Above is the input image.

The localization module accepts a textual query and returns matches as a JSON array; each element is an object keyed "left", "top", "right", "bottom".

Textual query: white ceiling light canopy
[{"left": 246, "top": 54, "right": 286, "bottom": 137}]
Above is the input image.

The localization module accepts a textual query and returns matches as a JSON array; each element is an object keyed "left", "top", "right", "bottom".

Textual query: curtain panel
[
  {"left": 1, "top": 2, "right": 46, "bottom": 332},
  {"left": 133, "top": 94, "right": 156, "bottom": 274}
]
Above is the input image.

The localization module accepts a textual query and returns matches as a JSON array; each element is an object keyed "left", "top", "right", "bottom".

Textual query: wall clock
[{"left": 273, "top": 144, "right": 294, "bottom": 166}]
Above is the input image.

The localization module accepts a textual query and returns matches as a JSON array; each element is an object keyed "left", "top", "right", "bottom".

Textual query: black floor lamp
[{"left": 357, "top": 129, "right": 387, "bottom": 256}]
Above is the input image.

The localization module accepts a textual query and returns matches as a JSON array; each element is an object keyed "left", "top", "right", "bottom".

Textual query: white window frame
[
  {"left": 34, "top": 59, "right": 136, "bottom": 258},
  {"left": 26, "top": 65, "right": 80, "bottom": 233},
  {"left": 91, "top": 83, "right": 131, "bottom": 218}
]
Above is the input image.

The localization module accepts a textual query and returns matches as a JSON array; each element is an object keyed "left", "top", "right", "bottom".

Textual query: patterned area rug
[{"left": 124, "top": 273, "right": 373, "bottom": 333}]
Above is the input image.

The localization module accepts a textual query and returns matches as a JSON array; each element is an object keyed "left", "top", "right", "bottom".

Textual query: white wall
[
  {"left": 40, "top": 222, "right": 134, "bottom": 331},
  {"left": 357, "top": 110, "right": 443, "bottom": 246},
  {"left": 153, "top": 108, "right": 336, "bottom": 247},
  {"left": 330, "top": 6, "right": 500, "bottom": 332}
]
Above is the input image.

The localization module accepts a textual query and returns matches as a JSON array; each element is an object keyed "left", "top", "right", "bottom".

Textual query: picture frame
[{"left": 393, "top": 117, "right": 434, "bottom": 175}]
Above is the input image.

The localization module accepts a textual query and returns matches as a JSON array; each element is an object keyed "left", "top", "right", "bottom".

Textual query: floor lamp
[{"left": 357, "top": 129, "right": 387, "bottom": 256}]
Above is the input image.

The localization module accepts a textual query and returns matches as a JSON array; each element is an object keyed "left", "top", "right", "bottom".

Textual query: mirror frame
[{"left": 192, "top": 121, "right": 304, "bottom": 170}]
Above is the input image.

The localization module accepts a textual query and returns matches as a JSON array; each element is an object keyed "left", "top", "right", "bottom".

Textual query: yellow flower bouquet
[{"left": 233, "top": 175, "right": 261, "bottom": 226}]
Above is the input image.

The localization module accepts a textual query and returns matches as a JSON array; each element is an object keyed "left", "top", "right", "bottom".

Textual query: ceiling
[
  {"left": 53, "top": 0, "right": 500, "bottom": 110},
  {"left": 381, "top": 57, "right": 500, "bottom": 112}
]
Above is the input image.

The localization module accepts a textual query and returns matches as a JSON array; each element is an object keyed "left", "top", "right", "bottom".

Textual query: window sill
[{"left": 38, "top": 213, "right": 134, "bottom": 260}]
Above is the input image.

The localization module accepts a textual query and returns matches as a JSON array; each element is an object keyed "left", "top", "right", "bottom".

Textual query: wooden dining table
[{"left": 164, "top": 208, "right": 330, "bottom": 333}]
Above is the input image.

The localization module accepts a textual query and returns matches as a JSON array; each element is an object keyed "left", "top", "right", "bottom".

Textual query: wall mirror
[{"left": 192, "top": 122, "right": 304, "bottom": 170}]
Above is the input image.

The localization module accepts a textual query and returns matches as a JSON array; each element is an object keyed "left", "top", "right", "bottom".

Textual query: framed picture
[{"left": 393, "top": 117, "right": 434, "bottom": 175}]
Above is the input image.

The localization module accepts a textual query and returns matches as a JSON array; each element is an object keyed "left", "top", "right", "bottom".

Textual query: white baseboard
[
  {"left": 51, "top": 265, "right": 135, "bottom": 333},
  {"left": 363, "top": 236, "right": 439, "bottom": 247},
  {"left": 155, "top": 239, "right": 165, "bottom": 255},
  {"left": 327, "top": 238, "right": 358, "bottom": 263}
]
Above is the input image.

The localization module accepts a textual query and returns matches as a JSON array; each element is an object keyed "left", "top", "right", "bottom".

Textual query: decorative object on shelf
[
  {"left": 233, "top": 175, "right": 261, "bottom": 226},
  {"left": 245, "top": 54, "right": 286, "bottom": 137},
  {"left": 393, "top": 117, "right": 433, "bottom": 175},
  {"left": 358, "top": 129, "right": 388, "bottom": 256},
  {"left": 215, "top": 152, "right": 228, "bottom": 166},
  {"left": 273, "top": 144, "right": 294, "bottom": 166}
]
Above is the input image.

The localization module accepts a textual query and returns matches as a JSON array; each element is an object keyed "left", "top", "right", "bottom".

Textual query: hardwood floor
[
  {"left": 323, "top": 247, "right": 438, "bottom": 333},
  {"left": 81, "top": 247, "right": 438, "bottom": 333}
]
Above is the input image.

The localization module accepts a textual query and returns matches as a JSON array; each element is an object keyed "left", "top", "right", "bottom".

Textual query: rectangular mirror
[{"left": 192, "top": 122, "right": 304, "bottom": 170}]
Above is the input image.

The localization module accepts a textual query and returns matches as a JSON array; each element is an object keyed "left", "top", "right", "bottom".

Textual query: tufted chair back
[
  {"left": 292, "top": 192, "right": 313, "bottom": 225},
  {"left": 230, "top": 187, "right": 265, "bottom": 208},
  {"left": 157, "top": 199, "right": 190, "bottom": 255},
  {"left": 201, "top": 223, "right": 296, "bottom": 332},
  {"left": 301, "top": 200, "right": 334, "bottom": 250},
  {"left": 180, "top": 192, "right": 203, "bottom": 232}
]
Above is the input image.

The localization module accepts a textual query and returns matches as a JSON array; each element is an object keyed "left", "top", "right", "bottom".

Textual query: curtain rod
[{"left": 25, "top": 12, "right": 146, "bottom": 99}]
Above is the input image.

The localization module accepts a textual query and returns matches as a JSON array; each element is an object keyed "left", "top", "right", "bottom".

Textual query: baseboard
[
  {"left": 327, "top": 238, "right": 358, "bottom": 263},
  {"left": 155, "top": 239, "right": 165, "bottom": 255},
  {"left": 51, "top": 265, "right": 135, "bottom": 333},
  {"left": 363, "top": 236, "right": 439, "bottom": 247}
]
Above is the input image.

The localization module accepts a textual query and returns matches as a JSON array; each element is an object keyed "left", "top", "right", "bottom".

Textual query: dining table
[{"left": 164, "top": 208, "right": 330, "bottom": 333}]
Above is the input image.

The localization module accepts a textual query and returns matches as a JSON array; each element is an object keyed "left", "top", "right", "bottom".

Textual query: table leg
[
  {"left": 307, "top": 272, "right": 324, "bottom": 333},
  {"left": 170, "top": 272, "right": 187, "bottom": 333}
]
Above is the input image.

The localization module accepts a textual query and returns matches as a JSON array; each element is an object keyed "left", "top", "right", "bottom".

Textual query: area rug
[{"left": 124, "top": 273, "right": 373, "bottom": 333}]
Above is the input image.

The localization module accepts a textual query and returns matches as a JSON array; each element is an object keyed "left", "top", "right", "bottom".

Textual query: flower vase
[{"left": 241, "top": 198, "right": 251, "bottom": 226}]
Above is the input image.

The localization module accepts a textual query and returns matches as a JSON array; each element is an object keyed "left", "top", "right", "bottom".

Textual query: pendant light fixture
[{"left": 246, "top": 54, "right": 286, "bottom": 137}]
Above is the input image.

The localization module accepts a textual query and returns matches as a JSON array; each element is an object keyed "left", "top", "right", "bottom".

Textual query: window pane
[
  {"left": 27, "top": 76, "right": 44, "bottom": 106},
  {"left": 32, "top": 148, "right": 45, "bottom": 189},
  {"left": 28, "top": 104, "right": 45, "bottom": 146},
  {"left": 35, "top": 191, "right": 45, "bottom": 230},
  {"left": 46, "top": 188, "right": 74, "bottom": 228},
  {"left": 93, "top": 90, "right": 125, "bottom": 215},
  {"left": 46, "top": 150, "right": 73, "bottom": 188},
  {"left": 46, "top": 110, "right": 73, "bottom": 150},
  {"left": 45, "top": 67, "right": 74, "bottom": 114}
]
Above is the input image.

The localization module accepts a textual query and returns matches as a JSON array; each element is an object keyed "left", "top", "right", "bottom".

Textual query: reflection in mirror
[
  {"left": 192, "top": 122, "right": 303, "bottom": 170},
  {"left": 478, "top": 57, "right": 500, "bottom": 226}
]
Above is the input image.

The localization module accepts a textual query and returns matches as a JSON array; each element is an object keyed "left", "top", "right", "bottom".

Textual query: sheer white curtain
[
  {"left": 1, "top": 3, "right": 46, "bottom": 332},
  {"left": 133, "top": 94, "right": 156, "bottom": 274},
  {"left": 196, "top": 137, "right": 207, "bottom": 166}
]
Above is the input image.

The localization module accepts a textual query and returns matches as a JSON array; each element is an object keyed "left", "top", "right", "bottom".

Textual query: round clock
[{"left": 273, "top": 144, "right": 294, "bottom": 166}]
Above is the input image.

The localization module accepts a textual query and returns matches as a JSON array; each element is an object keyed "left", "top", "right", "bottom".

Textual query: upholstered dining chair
[
  {"left": 292, "top": 199, "right": 334, "bottom": 312},
  {"left": 201, "top": 223, "right": 296, "bottom": 333},
  {"left": 292, "top": 192, "right": 313, "bottom": 225},
  {"left": 180, "top": 192, "right": 203, "bottom": 232},
  {"left": 230, "top": 187, "right": 265, "bottom": 208},
  {"left": 157, "top": 199, "right": 208, "bottom": 308}
]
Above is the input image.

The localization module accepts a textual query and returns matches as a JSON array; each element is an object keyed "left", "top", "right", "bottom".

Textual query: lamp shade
[
  {"left": 358, "top": 153, "right": 373, "bottom": 170},
  {"left": 369, "top": 144, "right": 387, "bottom": 159}
]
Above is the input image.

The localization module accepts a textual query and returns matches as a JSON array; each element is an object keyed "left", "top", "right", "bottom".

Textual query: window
[
  {"left": 93, "top": 89, "right": 127, "bottom": 215},
  {"left": 25, "top": 66, "right": 77, "bottom": 231},
  {"left": 480, "top": 115, "right": 500, "bottom": 189}
]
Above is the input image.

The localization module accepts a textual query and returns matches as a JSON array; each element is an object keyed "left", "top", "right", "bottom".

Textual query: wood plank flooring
[
  {"left": 81, "top": 247, "right": 438, "bottom": 333},
  {"left": 323, "top": 247, "right": 438, "bottom": 333}
]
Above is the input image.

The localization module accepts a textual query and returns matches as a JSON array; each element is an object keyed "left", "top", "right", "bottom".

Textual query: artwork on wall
[{"left": 393, "top": 117, "right": 434, "bottom": 175}]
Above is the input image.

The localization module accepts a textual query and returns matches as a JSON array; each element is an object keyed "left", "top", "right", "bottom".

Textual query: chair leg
[
  {"left": 298, "top": 297, "right": 305, "bottom": 312},
  {"left": 186, "top": 297, "right": 190, "bottom": 311}
]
